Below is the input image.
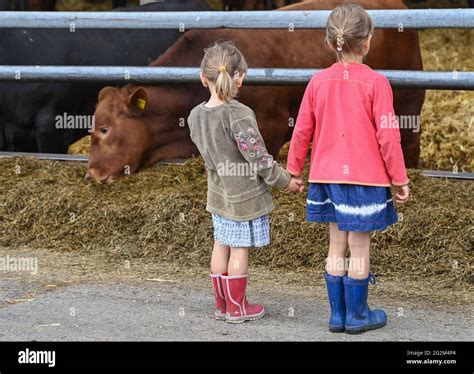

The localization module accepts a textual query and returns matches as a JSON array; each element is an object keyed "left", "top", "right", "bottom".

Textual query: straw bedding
[{"left": 1, "top": 157, "right": 472, "bottom": 289}]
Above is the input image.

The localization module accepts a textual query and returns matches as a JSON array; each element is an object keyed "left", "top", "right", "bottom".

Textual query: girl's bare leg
[
  {"left": 326, "top": 223, "right": 349, "bottom": 276},
  {"left": 347, "top": 231, "right": 371, "bottom": 279},
  {"left": 228, "top": 247, "right": 249, "bottom": 276},
  {"left": 210, "top": 241, "right": 230, "bottom": 274}
]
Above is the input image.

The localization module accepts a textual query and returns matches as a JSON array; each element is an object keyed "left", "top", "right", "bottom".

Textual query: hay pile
[
  {"left": 68, "top": 136, "right": 91, "bottom": 155},
  {"left": 1, "top": 157, "right": 472, "bottom": 289},
  {"left": 419, "top": 28, "right": 474, "bottom": 172}
]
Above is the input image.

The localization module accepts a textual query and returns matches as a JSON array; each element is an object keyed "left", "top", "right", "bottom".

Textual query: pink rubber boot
[
  {"left": 222, "top": 274, "right": 265, "bottom": 324},
  {"left": 210, "top": 273, "right": 226, "bottom": 320}
]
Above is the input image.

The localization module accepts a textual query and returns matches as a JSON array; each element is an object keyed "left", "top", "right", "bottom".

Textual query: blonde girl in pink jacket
[{"left": 287, "top": 3, "right": 410, "bottom": 334}]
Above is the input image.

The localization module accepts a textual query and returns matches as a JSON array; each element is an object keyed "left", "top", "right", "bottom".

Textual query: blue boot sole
[
  {"left": 345, "top": 320, "right": 387, "bottom": 335},
  {"left": 329, "top": 325, "right": 345, "bottom": 333}
]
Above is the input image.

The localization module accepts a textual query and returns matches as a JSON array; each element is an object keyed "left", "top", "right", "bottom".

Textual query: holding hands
[{"left": 284, "top": 176, "right": 305, "bottom": 194}]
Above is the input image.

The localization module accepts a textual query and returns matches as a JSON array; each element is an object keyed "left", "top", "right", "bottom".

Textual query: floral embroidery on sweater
[{"left": 234, "top": 127, "right": 274, "bottom": 171}]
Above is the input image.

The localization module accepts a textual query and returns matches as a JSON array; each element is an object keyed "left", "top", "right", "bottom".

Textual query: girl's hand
[
  {"left": 284, "top": 177, "right": 305, "bottom": 194},
  {"left": 394, "top": 184, "right": 410, "bottom": 204}
]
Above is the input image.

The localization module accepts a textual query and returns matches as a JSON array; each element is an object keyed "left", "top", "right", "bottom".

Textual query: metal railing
[
  {"left": 0, "top": 9, "right": 472, "bottom": 29},
  {"left": 0, "top": 9, "right": 472, "bottom": 89},
  {"left": 0, "top": 66, "right": 472, "bottom": 89}
]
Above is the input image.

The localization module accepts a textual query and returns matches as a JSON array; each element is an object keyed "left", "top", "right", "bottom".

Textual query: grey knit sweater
[{"left": 188, "top": 100, "right": 291, "bottom": 221}]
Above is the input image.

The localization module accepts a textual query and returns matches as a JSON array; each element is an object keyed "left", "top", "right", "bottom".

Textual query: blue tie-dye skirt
[{"left": 306, "top": 183, "right": 398, "bottom": 232}]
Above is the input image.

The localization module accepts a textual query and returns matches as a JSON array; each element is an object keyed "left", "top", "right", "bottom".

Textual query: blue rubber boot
[
  {"left": 324, "top": 272, "right": 346, "bottom": 333},
  {"left": 343, "top": 274, "right": 387, "bottom": 334}
]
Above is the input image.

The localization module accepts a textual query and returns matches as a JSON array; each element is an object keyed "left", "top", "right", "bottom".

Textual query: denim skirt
[{"left": 306, "top": 183, "right": 398, "bottom": 232}]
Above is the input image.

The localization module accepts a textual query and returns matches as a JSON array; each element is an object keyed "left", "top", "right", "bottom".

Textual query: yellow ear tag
[{"left": 136, "top": 98, "right": 146, "bottom": 110}]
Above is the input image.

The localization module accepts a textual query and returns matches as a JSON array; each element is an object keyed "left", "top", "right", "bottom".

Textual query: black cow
[{"left": 0, "top": 0, "right": 211, "bottom": 153}]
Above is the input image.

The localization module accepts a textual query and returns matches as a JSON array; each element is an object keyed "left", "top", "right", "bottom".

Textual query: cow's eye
[{"left": 100, "top": 127, "right": 108, "bottom": 134}]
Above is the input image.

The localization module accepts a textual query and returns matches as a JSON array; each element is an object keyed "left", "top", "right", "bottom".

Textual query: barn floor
[{"left": 0, "top": 247, "right": 472, "bottom": 341}]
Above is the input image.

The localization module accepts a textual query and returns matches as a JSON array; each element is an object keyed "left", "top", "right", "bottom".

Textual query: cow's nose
[
  {"left": 104, "top": 175, "right": 116, "bottom": 184},
  {"left": 86, "top": 168, "right": 101, "bottom": 183}
]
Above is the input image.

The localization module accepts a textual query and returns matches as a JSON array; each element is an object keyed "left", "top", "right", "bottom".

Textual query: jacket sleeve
[
  {"left": 286, "top": 79, "right": 316, "bottom": 177},
  {"left": 372, "top": 76, "right": 409, "bottom": 186},
  {"left": 230, "top": 114, "right": 291, "bottom": 190}
]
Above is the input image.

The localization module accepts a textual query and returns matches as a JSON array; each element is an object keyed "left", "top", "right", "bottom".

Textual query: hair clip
[{"left": 336, "top": 34, "right": 345, "bottom": 52}]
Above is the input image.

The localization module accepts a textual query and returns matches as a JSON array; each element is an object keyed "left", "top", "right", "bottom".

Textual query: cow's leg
[
  {"left": 400, "top": 129, "right": 420, "bottom": 169},
  {"left": 393, "top": 88, "right": 425, "bottom": 169}
]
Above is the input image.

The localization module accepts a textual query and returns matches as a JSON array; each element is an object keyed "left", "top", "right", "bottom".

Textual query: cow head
[{"left": 86, "top": 86, "right": 152, "bottom": 183}]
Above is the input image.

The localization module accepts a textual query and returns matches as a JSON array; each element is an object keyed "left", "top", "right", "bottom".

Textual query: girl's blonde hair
[
  {"left": 326, "top": 3, "right": 374, "bottom": 61},
  {"left": 200, "top": 41, "right": 248, "bottom": 103}
]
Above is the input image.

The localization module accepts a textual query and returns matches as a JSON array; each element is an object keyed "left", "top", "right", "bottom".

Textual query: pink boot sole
[{"left": 225, "top": 308, "right": 266, "bottom": 324}]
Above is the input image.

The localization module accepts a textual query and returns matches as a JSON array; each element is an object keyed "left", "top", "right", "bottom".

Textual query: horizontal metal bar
[
  {"left": 0, "top": 151, "right": 187, "bottom": 165},
  {"left": 0, "top": 152, "right": 88, "bottom": 162},
  {"left": 0, "top": 9, "right": 472, "bottom": 29},
  {"left": 421, "top": 170, "right": 474, "bottom": 180},
  {"left": 0, "top": 152, "right": 472, "bottom": 179},
  {"left": 0, "top": 66, "right": 472, "bottom": 90}
]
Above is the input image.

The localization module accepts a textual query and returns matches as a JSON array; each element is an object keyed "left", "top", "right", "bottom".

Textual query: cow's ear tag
[
  {"left": 136, "top": 98, "right": 147, "bottom": 110},
  {"left": 129, "top": 87, "right": 148, "bottom": 112}
]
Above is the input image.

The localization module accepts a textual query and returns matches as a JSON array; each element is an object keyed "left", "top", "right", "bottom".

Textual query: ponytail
[
  {"left": 200, "top": 41, "right": 248, "bottom": 103},
  {"left": 326, "top": 3, "right": 374, "bottom": 61},
  {"left": 215, "top": 65, "right": 238, "bottom": 103}
]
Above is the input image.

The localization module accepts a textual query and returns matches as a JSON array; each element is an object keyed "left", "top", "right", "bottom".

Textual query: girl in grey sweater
[{"left": 188, "top": 41, "right": 303, "bottom": 323}]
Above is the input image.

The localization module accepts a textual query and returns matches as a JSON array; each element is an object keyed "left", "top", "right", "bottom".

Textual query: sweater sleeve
[
  {"left": 286, "top": 79, "right": 316, "bottom": 177},
  {"left": 230, "top": 114, "right": 291, "bottom": 190},
  {"left": 372, "top": 76, "right": 409, "bottom": 186}
]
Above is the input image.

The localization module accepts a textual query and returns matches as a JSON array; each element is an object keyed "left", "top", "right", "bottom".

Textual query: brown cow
[{"left": 87, "top": 0, "right": 424, "bottom": 183}]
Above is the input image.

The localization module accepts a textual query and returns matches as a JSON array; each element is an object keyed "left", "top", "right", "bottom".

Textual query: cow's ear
[
  {"left": 98, "top": 86, "right": 116, "bottom": 102},
  {"left": 128, "top": 87, "right": 149, "bottom": 112}
]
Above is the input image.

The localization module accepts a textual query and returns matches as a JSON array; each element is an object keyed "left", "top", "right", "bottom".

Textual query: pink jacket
[{"left": 287, "top": 62, "right": 409, "bottom": 187}]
